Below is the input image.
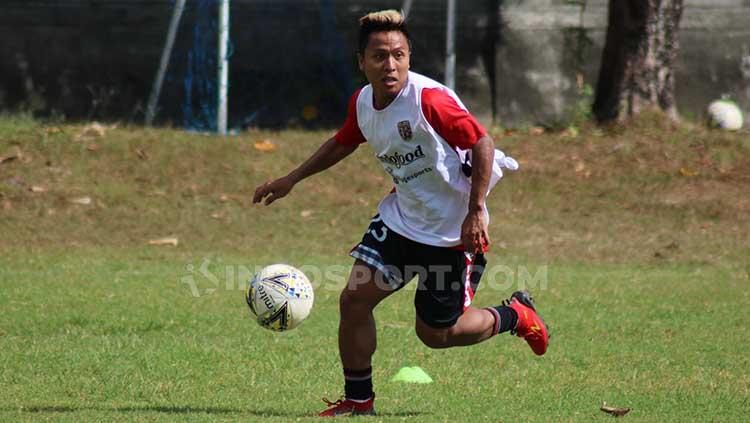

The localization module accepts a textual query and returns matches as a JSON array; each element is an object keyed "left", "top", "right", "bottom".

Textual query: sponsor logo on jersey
[
  {"left": 384, "top": 166, "right": 433, "bottom": 185},
  {"left": 397, "top": 120, "right": 413, "bottom": 140},
  {"left": 378, "top": 145, "right": 424, "bottom": 169}
]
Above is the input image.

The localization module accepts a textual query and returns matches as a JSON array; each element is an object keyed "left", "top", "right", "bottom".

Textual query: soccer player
[{"left": 253, "top": 10, "right": 549, "bottom": 417}]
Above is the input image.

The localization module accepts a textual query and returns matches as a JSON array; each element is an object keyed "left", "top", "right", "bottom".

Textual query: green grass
[{"left": 1, "top": 116, "right": 749, "bottom": 421}]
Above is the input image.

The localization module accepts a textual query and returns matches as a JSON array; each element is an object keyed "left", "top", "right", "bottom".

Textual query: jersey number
[{"left": 369, "top": 215, "right": 388, "bottom": 242}]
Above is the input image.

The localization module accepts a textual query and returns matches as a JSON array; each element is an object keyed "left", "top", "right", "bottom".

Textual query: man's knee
[
  {"left": 340, "top": 263, "right": 393, "bottom": 313},
  {"left": 339, "top": 285, "right": 377, "bottom": 314},
  {"left": 339, "top": 288, "right": 361, "bottom": 311},
  {"left": 415, "top": 323, "right": 454, "bottom": 349}
]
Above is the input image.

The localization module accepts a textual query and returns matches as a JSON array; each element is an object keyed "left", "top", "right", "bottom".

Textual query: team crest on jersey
[{"left": 397, "top": 121, "right": 413, "bottom": 141}]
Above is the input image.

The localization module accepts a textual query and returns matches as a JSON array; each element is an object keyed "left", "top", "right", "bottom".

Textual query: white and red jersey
[{"left": 335, "top": 71, "right": 517, "bottom": 247}]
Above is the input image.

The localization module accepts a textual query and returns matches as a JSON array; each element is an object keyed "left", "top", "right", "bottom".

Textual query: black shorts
[{"left": 349, "top": 214, "right": 486, "bottom": 328}]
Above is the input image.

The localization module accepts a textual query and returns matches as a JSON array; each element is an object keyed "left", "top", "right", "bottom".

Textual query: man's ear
[{"left": 357, "top": 53, "right": 364, "bottom": 71}]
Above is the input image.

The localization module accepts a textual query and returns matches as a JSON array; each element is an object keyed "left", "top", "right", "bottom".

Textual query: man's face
[{"left": 358, "top": 31, "right": 410, "bottom": 105}]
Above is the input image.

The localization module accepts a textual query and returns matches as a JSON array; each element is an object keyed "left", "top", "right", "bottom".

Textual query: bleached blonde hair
[{"left": 358, "top": 9, "right": 411, "bottom": 54}]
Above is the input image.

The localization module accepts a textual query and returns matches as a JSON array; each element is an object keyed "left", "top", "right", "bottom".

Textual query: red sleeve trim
[
  {"left": 334, "top": 89, "right": 367, "bottom": 146},
  {"left": 421, "top": 88, "right": 486, "bottom": 150}
]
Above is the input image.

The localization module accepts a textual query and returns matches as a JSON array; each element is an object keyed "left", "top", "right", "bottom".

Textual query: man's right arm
[
  {"left": 253, "top": 88, "right": 365, "bottom": 206},
  {"left": 253, "top": 138, "right": 358, "bottom": 206}
]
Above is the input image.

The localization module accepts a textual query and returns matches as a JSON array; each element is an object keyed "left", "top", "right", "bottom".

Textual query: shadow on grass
[{"left": 6, "top": 405, "right": 428, "bottom": 418}]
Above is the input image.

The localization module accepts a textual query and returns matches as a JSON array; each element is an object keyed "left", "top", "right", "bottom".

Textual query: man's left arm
[
  {"left": 419, "top": 87, "right": 494, "bottom": 252},
  {"left": 461, "top": 135, "right": 494, "bottom": 253}
]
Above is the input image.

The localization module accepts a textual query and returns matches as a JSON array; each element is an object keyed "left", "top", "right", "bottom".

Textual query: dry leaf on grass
[
  {"left": 75, "top": 122, "right": 108, "bottom": 141},
  {"left": 29, "top": 186, "right": 47, "bottom": 193},
  {"left": 300, "top": 210, "right": 313, "bottom": 218},
  {"left": 44, "top": 127, "right": 63, "bottom": 135},
  {"left": 600, "top": 402, "right": 631, "bottom": 417},
  {"left": 86, "top": 143, "right": 99, "bottom": 152},
  {"left": 148, "top": 237, "right": 179, "bottom": 247},
  {"left": 253, "top": 140, "right": 276, "bottom": 152},
  {"left": 0, "top": 155, "right": 17, "bottom": 165},
  {"left": 574, "top": 161, "right": 591, "bottom": 178},
  {"left": 210, "top": 212, "right": 224, "bottom": 219},
  {"left": 135, "top": 148, "right": 148, "bottom": 160},
  {"left": 218, "top": 194, "right": 244, "bottom": 203},
  {"left": 69, "top": 196, "right": 92, "bottom": 205},
  {"left": 529, "top": 126, "right": 545, "bottom": 136},
  {"left": 679, "top": 167, "right": 698, "bottom": 177},
  {"left": 0, "top": 146, "right": 21, "bottom": 165}
]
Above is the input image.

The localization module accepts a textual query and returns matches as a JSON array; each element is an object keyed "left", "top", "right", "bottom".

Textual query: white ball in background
[{"left": 707, "top": 100, "right": 744, "bottom": 131}]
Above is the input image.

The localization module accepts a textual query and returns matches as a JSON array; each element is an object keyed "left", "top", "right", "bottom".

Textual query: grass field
[{"left": 1, "top": 114, "right": 749, "bottom": 422}]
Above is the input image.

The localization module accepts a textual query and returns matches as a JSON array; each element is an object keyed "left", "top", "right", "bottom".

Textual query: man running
[{"left": 253, "top": 10, "right": 549, "bottom": 417}]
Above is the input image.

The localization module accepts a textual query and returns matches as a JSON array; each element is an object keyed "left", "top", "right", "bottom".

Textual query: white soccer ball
[
  {"left": 707, "top": 99, "right": 744, "bottom": 131},
  {"left": 245, "top": 264, "right": 314, "bottom": 332}
]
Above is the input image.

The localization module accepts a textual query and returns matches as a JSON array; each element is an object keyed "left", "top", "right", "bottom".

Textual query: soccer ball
[
  {"left": 707, "top": 99, "right": 744, "bottom": 131},
  {"left": 245, "top": 264, "right": 314, "bottom": 332}
]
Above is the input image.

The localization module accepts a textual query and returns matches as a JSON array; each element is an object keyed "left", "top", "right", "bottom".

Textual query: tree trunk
[{"left": 592, "top": 0, "right": 683, "bottom": 123}]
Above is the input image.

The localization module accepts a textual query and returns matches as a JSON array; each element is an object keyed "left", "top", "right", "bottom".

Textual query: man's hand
[
  {"left": 253, "top": 175, "right": 296, "bottom": 206},
  {"left": 461, "top": 210, "right": 490, "bottom": 253},
  {"left": 252, "top": 138, "right": 358, "bottom": 207}
]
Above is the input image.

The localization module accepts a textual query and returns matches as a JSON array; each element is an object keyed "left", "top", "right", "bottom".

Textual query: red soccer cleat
[
  {"left": 318, "top": 396, "right": 376, "bottom": 417},
  {"left": 504, "top": 291, "right": 549, "bottom": 356}
]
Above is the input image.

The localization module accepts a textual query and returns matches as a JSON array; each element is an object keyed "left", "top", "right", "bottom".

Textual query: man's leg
[
  {"left": 415, "top": 291, "right": 548, "bottom": 355},
  {"left": 318, "top": 259, "right": 397, "bottom": 416},
  {"left": 415, "top": 306, "right": 496, "bottom": 348},
  {"left": 338, "top": 259, "right": 395, "bottom": 370},
  {"left": 320, "top": 214, "right": 405, "bottom": 416},
  {"left": 411, "top": 250, "right": 548, "bottom": 354}
]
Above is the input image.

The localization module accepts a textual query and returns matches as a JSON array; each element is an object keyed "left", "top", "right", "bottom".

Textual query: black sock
[
  {"left": 491, "top": 305, "right": 518, "bottom": 334},
  {"left": 343, "top": 367, "right": 373, "bottom": 401}
]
